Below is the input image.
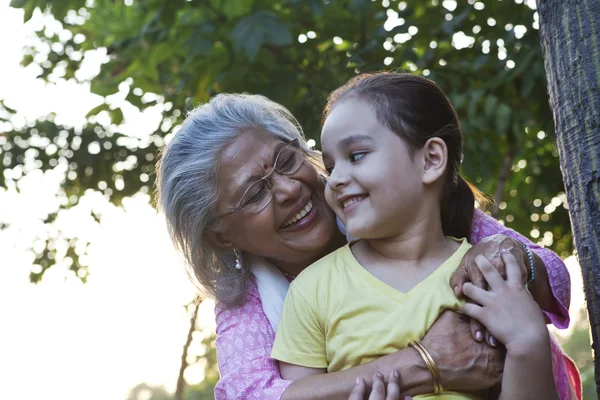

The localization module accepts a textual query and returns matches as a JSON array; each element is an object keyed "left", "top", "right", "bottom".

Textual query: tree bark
[
  {"left": 537, "top": 0, "right": 600, "bottom": 396},
  {"left": 175, "top": 296, "right": 202, "bottom": 400}
]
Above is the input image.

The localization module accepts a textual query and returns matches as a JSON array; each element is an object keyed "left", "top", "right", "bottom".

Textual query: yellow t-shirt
[{"left": 271, "top": 238, "right": 483, "bottom": 400}]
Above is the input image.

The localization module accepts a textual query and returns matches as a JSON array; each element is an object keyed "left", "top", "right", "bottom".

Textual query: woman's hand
[
  {"left": 450, "top": 234, "right": 528, "bottom": 345},
  {"left": 348, "top": 372, "right": 411, "bottom": 400},
  {"left": 421, "top": 310, "right": 504, "bottom": 392}
]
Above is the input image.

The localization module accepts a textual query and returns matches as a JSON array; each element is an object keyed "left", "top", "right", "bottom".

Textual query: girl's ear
[
  {"left": 205, "top": 228, "right": 235, "bottom": 250},
  {"left": 422, "top": 137, "right": 448, "bottom": 185}
]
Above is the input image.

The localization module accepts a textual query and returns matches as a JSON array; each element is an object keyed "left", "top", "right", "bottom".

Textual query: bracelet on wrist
[
  {"left": 409, "top": 340, "right": 443, "bottom": 394},
  {"left": 520, "top": 242, "right": 536, "bottom": 287}
]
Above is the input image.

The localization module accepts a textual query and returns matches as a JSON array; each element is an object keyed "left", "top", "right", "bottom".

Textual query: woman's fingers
[
  {"left": 450, "top": 261, "right": 470, "bottom": 297},
  {"left": 473, "top": 255, "right": 505, "bottom": 290},
  {"left": 470, "top": 317, "right": 486, "bottom": 343},
  {"left": 501, "top": 251, "right": 523, "bottom": 287},
  {"left": 450, "top": 254, "right": 486, "bottom": 298},
  {"left": 349, "top": 377, "right": 366, "bottom": 400},
  {"left": 450, "top": 256, "right": 488, "bottom": 341},
  {"left": 485, "top": 330, "right": 499, "bottom": 347}
]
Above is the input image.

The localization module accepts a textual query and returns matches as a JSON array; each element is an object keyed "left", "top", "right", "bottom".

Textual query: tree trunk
[
  {"left": 537, "top": 0, "right": 600, "bottom": 396},
  {"left": 175, "top": 296, "right": 202, "bottom": 400}
]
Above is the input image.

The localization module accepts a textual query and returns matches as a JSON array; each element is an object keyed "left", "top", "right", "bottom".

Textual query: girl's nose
[{"left": 326, "top": 166, "right": 349, "bottom": 191}]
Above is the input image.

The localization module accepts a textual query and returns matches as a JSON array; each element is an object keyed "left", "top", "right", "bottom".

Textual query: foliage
[
  {"left": 125, "top": 332, "right": 218, "bottom": 400},
  {"left": 3, "top": 0, "right": 572, "bottom": 281},
  {"left": 560, "top": 310, "right": 596, "bottom": 399},
  {"left": 184, "top": 332, "right": 219, "bottom": 400},
  {"left": 126, "top": 383, "right": 173, "bottom": 400}
]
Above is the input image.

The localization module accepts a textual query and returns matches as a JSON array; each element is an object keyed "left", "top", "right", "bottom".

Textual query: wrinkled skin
[{"left": 422, "top": 310, "right": 504, "bottom": 392}]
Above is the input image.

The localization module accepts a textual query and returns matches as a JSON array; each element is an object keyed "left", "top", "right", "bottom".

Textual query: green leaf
[
  {"left": 231, "top": 11, "right": 292, "bottom": 61},
  {"left": 85, "top": 103, "right": 109, "bottom": 118},
  {"left": 23, "top": 3, "right": 36, "bottom": 22},
  {"left": 9, "top": 0, "right": 26, "bottom": 8},
  {"left": 484, "top": 95, "right": 498, "bottom": 119},
  {"left": 495, "top": 103, "right": 511, "bottom": 136},
  {"left": 125, "top": 91, "right": 145, "bottom": 110},
  {"left": 306, "top": 0, "right": 325, "bottom": 17},
  {"left": 110, "top": 108, "right": 124, "bottom": 125},
  {"left": 90, "top": 78, "right": 120, "bottom": 97},
  {"left": 49, "top": 0, "right": 72, "bottom": 20},
  {"left": 349, "top": 0, "right": 370, "bottom": 12},
  {"left": 222, "top": 0, "right": 253, "bottom": 18},
  {"left": 185, "top": 24, "right": 215, "bottom": 57}
]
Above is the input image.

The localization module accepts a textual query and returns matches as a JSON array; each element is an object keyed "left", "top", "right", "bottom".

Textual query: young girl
[{"left": 271, "top": 73, "right": 559, "bottom": 399}]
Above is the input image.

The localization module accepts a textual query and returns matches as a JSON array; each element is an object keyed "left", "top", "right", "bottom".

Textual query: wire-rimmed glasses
[{"left": 217, "top": 139, "right": 305, "bottom": 218}]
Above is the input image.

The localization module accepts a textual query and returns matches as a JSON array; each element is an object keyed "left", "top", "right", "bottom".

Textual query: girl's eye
[{"left": 350, "top": 152, "right": 367, "bottom": 162}]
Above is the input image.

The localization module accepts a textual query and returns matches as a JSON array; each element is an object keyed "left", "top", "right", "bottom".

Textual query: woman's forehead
[
  {"left": 221, "top": 130, "right": 282, "bottom": 167},
  {"left": 218, "top": 131, "right": 283, "bottom": 192}
]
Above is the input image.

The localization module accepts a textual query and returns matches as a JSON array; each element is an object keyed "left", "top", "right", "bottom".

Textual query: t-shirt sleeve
[{"left": 271, "top": 282, "right": 327, "bottom": 369}]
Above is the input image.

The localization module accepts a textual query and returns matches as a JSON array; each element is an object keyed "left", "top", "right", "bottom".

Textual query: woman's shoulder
[{"left": 215, "top": 275, "right": 262, "bottom": 313}]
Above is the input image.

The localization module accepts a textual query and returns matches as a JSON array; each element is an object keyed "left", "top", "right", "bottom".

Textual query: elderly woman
[{"left": 156, "top": 94, "right": 577, "bottom": 400}]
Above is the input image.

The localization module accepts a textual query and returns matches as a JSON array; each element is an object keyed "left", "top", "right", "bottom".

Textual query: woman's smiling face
[{"left": 211, "top": 129, "right": 339, "bottom": 272}]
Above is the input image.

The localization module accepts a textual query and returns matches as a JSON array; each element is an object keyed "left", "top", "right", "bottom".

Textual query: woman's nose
[{"left": 272, "top": 174, "right": 301, "bottom": 203}]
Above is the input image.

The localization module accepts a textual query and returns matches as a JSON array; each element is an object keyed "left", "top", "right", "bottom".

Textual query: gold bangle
[{"left": 409, "top": 341, "right": 444, "bottom": 394}]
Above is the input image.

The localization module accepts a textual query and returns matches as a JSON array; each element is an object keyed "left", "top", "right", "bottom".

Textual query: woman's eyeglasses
[{"left": 217, "top": 139, "right": 305, "bottom": 218}]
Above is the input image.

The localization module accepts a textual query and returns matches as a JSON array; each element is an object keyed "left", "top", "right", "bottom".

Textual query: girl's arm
[
  {"left": 467, "top": 209, "right": 570, "bottom": 327},
  {"left": 279, "top": 311, "right": 504, "bottom": 400},
  {"left": 214, "top": 280, "right": 503, "bottom": 400},
  {"left": 279, "top": 349, "right": 428, "bottom": 400},
  {"left": 461, "top": 252, "right": 559, "bottom": 400}
]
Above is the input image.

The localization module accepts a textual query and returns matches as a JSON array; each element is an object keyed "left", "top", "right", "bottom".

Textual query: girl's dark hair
[{"left": 323, "top": 72, "right": 487, "bottom": 239}]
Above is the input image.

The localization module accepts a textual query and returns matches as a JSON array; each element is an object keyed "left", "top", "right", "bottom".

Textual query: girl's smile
[{"left": 321, "top": 98, "right": 429, "bottom": 240}]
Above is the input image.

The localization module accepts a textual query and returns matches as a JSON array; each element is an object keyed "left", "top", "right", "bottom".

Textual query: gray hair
[{"left": 155, "top": 93, "right": 317, "bottom": 307}]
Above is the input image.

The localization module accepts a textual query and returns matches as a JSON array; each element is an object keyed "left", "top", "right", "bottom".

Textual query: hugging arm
[
  {"left": 277, "top": 310, "right": 503, "bottom": 399},
  {"left": 214, "top": 282, "right": 502, "bottom": 400},
  {"left": 213, "top": 291, "right": 291, "bottom": 400},
  {"left": 273, "top": 285, "right": 503, "bottom": 400}
]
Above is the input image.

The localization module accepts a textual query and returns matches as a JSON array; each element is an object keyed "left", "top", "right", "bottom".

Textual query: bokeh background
[{"left": 0, "top": 0, "right": 594, "bottom": 398}]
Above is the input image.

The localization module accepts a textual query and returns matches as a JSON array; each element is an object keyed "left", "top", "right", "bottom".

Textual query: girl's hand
[
  {"left": 461, "top": 251, "right": 547, "bottom": 353},
  {"left": 348, "top": 372, "right": 411, "bottom": 400},
  {"left": 450, "top": 234, "right": 529, "bottom": 345}
]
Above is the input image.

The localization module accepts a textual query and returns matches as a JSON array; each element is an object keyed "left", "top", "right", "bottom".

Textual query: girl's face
[
  {"left": 211, "top": 129, "right": 339, "bottom": 272},
  {"left": 321, "top": 98, "right": 430, "bottom": 239}
]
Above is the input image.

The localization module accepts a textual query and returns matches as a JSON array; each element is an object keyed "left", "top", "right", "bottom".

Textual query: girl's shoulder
[{"left": 294, "top": 244, "right": 351, "bottom": 283}]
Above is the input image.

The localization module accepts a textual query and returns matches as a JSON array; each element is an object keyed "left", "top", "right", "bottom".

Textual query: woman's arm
[
  {"left": 466, "top": 209, "right": 570, "bottom": 327},
  {"left": 214, "top": 280, "right": 502, "bottom": 400},
  {"left": 214, "top": 283, "right": 291, "bottom": 400},
  {"left": 279, "top": 311, "right": 503, "bottom": 400}
]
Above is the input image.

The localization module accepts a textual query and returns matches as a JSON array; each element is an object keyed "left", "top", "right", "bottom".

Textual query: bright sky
[
  {"left": 0, "top": 2, "right": 214, "bottom": 399},
  {"left": 0, "top": 1, "right": 588, "bottom": 399}
]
